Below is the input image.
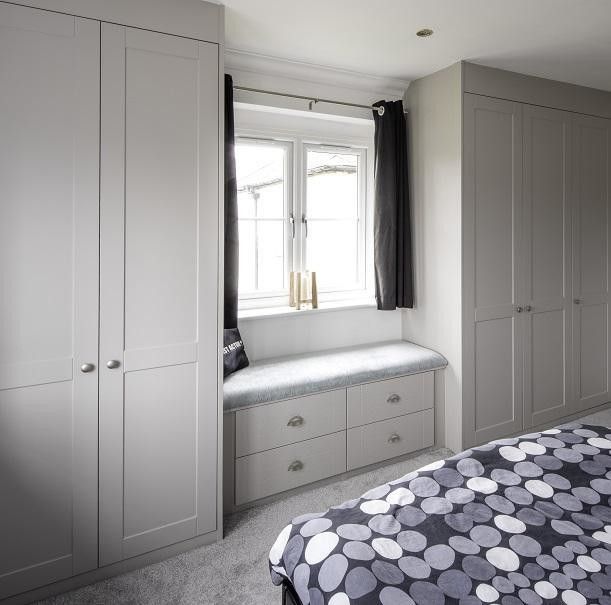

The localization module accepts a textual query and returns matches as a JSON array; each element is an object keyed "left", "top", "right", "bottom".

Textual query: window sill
[{"left": 238, "top": 299, "right": 378, "bottom": 321}]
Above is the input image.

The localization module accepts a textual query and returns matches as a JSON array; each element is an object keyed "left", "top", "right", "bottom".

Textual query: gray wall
[{"left": 402, "top": 63, "right": 463, "bottom": 452}]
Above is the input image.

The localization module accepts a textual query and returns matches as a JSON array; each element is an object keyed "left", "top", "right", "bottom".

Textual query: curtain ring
[{"left": 376, "top": 105, "right": 385, "bottom": 116}]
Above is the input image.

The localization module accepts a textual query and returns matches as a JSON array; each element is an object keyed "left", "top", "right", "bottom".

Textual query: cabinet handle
[
  {"left": 387, "top": 394, "right": 401, "bottom": 404},
  {"left": 288, "top": 460, "right": 304, "bottom": 472},
  {"left": 106, "top": 359, "right": 121, "bottom": 369},
  {"left": 80, "top": 363, "right": 95, "bottom": 373},
  {"left": 388, "top": 433, "right": 401, "bottom": 444},
  {"left": 525, "top": 305, "right": 532, "bottom": 313},
  {"left": 287, "top": 415, "right": 304, "bottom": 427},
  {"left": 516, "top": 306, "right": 523, "bottom": 313},
  {"left": 574, "top": 298, "right": 581, "bottom": 305}
]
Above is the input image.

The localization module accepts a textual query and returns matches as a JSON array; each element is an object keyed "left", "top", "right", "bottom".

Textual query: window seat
[{"left": 223, "top": 340, "right": 447, "bottom": 412}]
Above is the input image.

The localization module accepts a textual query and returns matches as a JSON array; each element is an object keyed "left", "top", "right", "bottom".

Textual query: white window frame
[
  {"left": 236, "top": 120, "right": 374, "bottom": 311},
  {"left": 236, "top": 136, "right": 293, "bottom": 308},
  {"left": 301, "top": 143, "right": 368, "bottom": 300}
]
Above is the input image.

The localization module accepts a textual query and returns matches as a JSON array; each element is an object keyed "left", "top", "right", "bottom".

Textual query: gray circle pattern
[{"left": 270, "top": 423, "right": 611, "bottom": 604}]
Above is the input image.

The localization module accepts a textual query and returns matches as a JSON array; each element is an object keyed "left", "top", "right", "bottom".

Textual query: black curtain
[
  {"left": 372, "top": 100, "right": 414, "bottom": 310},
  {"left": 224, "top": 74, "right": 239, "bottom": 329}
]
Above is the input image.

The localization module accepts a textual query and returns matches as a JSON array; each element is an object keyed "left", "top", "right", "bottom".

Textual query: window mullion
[
  {"left": 285, "top": 141, "right": 294, "bottom": 292},
  {"left": 301, "top": 137, "right": 307, "bottom": 273},
  {"left": 254, "top": 218, "right": 259, "bottom": 291},
  {"left": 293, "top": 137, "right": 305, "bottom": 273}
]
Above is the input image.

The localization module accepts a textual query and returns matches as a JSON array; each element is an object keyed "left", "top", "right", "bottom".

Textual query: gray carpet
[
  {"left": 34, "top": 407, "right": 611, "bottom": 605},
  {"left": 34, "top": 447, "right": 453, "bottom": 605}
]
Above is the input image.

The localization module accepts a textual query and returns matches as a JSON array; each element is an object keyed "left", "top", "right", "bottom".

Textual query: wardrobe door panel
[
  {"left": 99, "top": 24, "right": 220, "bottom": 565},
  {"left": 522, "top": 106, "right": 572, "bottom": 427},
  {"left": 474, "top": 319, "right": 516, "bottom": 431},
  {"left": 463, "top": 94, "right": 523, "bottom": 445},
  {"left": 0, "top": 5, "right": 99, "bottom": 597},
  {"left": 123, "top": 30, "right": 199, "bottom": 352},
  {"left": 572, "top": 116, "right": 611, "bottom": 411},
  {"left": 578, "top": 304, "right": 607, "bottom": 400},
  {"left": 122, "top": 365, "right": 197, "bottom": 558}
]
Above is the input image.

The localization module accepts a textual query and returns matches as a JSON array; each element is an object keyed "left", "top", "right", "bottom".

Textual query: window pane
[
  {"left": 237, "top": 190, "right": 255, "bottom": 218},
  {"left": 257, "top": 220, "right": 285, "bottom": 292},
  {"left": 306, "top": 150, "right": 359, "bottom": 219},
  {"left": 238, "top": 220, "right": 256, "bottom": 292},
  {"left": 236, "top": 142, "right": 286, "bottom": 219},
  {"left": 305, "top": 148, "right": 363, "bottom": 292},
  {"left": 306, "top": 219, "right": 359, "bottom": 290},
  {"left": 236, "top": 139, "right": 289, "bottom": 298}
]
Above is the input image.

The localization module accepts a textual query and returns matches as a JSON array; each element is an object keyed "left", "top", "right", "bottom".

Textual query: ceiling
[{"left": 222, "top": 0, "right": 611, "bottom": 91}]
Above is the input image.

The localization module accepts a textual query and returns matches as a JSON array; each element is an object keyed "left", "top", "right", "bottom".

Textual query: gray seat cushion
[{"left": 223, "top": 340, "right": 447, "bottom": 412}]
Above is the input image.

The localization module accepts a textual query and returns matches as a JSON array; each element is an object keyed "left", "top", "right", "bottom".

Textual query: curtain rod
[{"left": 233, "top": 85, "right": 388, "bottom": 116}]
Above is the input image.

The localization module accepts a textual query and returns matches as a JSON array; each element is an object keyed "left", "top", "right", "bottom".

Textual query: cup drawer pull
[
  {"left": 387, "top": 393, "right": 401, "bottom": 404},
  {"left": 287, "top": 415, "right": 304, "bottom": 427},
  {"left": 288, "top": 460, "right": 304, "bottom": 472},
  {"left": 388, "top": 433, "right": 401, "bottom": 444}
]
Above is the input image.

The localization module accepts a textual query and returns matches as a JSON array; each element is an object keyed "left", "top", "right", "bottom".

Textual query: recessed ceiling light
[{"left": 416, "top": 28, "right": 434, "bottom": 38}]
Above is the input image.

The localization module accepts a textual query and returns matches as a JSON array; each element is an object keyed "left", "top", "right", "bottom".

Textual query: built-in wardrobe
[
  {"left": 403, "top": 62, "right": 611, "bottom": 451},
  {"left": 0, "top": 1, "right": 223, "bottom": 602}
]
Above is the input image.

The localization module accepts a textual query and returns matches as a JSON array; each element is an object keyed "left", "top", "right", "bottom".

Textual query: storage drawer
[
  {"left": 235, "top": 432, "right": 346, "bottom": 505},
  {"left": 347, "top": 371, "right": 433, "bottom": 427},
  {"left": 235, "top": 389, "right": 346, "bottom": 457},
  {"left": 347, "top": 408, "right": 434, "bottom": 471}
]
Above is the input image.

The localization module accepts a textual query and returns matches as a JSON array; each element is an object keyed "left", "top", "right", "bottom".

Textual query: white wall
[
  {"left": 239, "top": 307, "right": 402, "bottom": 361},
  {"left": 402, "top": 63, "right": 463, "bottom": 452}
]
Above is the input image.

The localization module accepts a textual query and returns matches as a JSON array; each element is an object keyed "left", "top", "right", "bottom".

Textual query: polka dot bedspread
[{"left": 268, "top": 423, "right": 611, "bottom": 605}]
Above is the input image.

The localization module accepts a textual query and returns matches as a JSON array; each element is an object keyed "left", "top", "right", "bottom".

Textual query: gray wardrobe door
[
  {"left": 571, "top": 115, "right": 611, "bottom": 412},
  {"left": 522, "top": 105, "right": 573, "bottom": 428},
  {"left": 0, "top": 4, "right": 99, "bottom": 598},
  {"left": 463, "top": 93, "right": 524, "bottom": 446},
  {"left": 99, "top": 24, "right": 220, "bottom": 565}
]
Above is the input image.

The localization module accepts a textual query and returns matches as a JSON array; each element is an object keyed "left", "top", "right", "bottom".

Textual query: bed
[{"left": 269, "top": 423, "right": 611, "bottom": 605}]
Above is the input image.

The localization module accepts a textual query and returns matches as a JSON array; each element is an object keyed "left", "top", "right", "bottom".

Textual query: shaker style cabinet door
[
  {"left": 571, "top": 115, "right": 611, "bottom": 412},
  {"left": 99, "top": 24, "right": 220, "bottom": 565},
  {"left": 521, "top": 106, "right": 572, "bottom": 428},
  {"left": 0, "top": 4, "right": 100, "bottom": 598},
  {"left": 463, "top": 94, "right": 524, "bottom": 446}
]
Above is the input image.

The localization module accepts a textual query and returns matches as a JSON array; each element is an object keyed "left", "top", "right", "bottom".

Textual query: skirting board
[{"left": 0, "top": 530, "right": 221, "bottom": 605}]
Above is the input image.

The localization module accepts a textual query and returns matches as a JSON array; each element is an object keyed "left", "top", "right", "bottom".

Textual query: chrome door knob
[
  {"left": 80, "top": 363, "right": 95, "bottom": 373},
  {"left": 516, "top": 306, "right": 524, "bottom": 313},
  {"left": 106, "top": 360, "right": 121, "bottom": 369}
]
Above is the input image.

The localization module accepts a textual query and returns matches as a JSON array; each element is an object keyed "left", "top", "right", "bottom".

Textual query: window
[
  {"left": 236, "top": 132, "right": 371, "bottom": 310},
  {"left": 304, "top": 146, "right": 365, "bottom": 293},
  {"left": 236, "top": 139, "right": 291, "bottom": 299}
]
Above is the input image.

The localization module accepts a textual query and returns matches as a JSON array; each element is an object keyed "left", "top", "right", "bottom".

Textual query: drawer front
[
  {"left": 347, "top": 371, "right": 434, "bottom": 427},
  {"left": 347, "top": 408, "right": 434, "bottom": 471},
  {"left": 235, "top": 389, "right": 346, "bottom": 457},
  {"left": 235, "top": 432, "right": 346, "bottom": 506}
]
